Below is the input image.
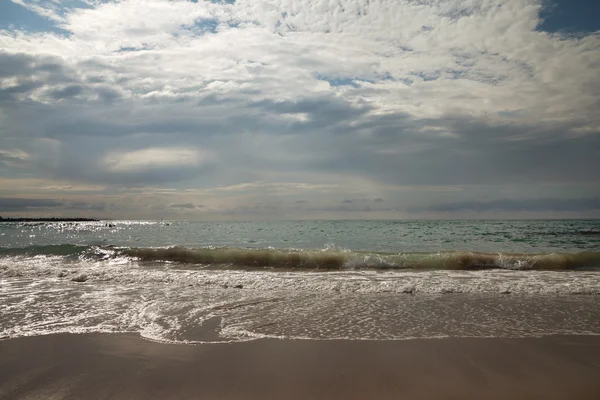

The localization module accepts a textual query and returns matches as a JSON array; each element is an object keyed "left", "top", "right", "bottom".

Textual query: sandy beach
[{"left": 1, "top": 333, "right": 600, "bottom": 400}]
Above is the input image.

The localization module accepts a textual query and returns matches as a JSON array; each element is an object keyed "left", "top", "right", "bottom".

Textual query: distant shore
[
  {"left": 1, "top": 333, "right": 600, "bottom": 399},
  {"left": 0, "top": 217, "right": 99, "bottom": 222}
]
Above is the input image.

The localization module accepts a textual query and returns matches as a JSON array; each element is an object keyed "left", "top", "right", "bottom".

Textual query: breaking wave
[{"left": 1, "top": 244, "right": 600, "bottom": 271}]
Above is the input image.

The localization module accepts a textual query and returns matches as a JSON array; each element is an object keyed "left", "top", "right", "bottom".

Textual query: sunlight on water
[{"left": 1, "top": 220, "right": 600, "bottom": 343}]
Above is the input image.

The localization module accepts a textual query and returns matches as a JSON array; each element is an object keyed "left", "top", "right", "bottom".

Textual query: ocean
[{"left": 1, "top": 219, "right": 600, "bottom": 343}]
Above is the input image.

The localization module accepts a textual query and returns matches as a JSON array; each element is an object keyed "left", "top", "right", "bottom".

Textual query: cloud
[
  {"left": 0, "top": 178, "right": 106, "bottom": 193},
  {"left": 9, "top": 0, "right": 67, "bottom": 23},
  {"left": 212, "top": 182, "right": 339, "bottom": 193},
  {"left": 103, "top": 147, "right": 208, "bottom": 173},
  {"left": 69, "top": 201, "right": 107, "bottom": 212},
  {"left": 0, "top": 197, "right": 63, "bottom": 211},
  {"left": 409, "top": 197, "right": 600, "bottom": 213},
  {"left": 169, "top": 202, "right": 202, "bottom": 210},
  {"left": 0, "top": 0, "right": 598, "bottom": 218},
  {"left": 0, "top": 148, "right": 29, "bottom": 167}
]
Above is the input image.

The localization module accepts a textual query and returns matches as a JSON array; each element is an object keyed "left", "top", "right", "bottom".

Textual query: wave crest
[
  {"left": 124, "top": 247, "right": 600, "bottom": 271},
  {"left": 1, "top": 244, "right": 600, "bottom": 271}
]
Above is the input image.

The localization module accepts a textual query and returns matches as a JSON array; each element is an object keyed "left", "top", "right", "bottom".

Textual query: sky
[{"left": 0, "top": 0, "right": 599, "bottom": 220}]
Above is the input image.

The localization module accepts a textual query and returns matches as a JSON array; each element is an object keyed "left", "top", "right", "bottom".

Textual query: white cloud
[
  {"left": 212, "top": 181, "right": 339, "bottom": 193},
  {"left": 103, "top": 147, "right": 209, "bottom": 172},
  {"left": 0, "top": 0, "right": 599, "bottom": 218},
  {"left": 0, "top": 0, "right": 596, "bottom": 125},
  {"left": 0, "top": 148, "right": 29, "bottom": 160}
]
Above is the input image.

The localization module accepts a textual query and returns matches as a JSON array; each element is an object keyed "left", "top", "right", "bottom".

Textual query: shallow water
[{"left": 1, "top": 220, "right": 599, "bottom": 343}]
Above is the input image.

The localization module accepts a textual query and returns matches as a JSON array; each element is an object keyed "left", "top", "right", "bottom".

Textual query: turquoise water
[
  {"left": 2, "top": 220, "right": 600, "bottom": 271},
  {"left": 1, "top": 220, "right": 600, "bottom": 343},
  {"left": 2, "top": 220, "right": 600, "bottom": 253}
]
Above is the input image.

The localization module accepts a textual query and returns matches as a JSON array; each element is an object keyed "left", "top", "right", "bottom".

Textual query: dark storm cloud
[
  {"left": 0, "top": 52, "right": 71, "bottom": 79},
  {"left": 59, "top": 155, "right": 215, "bottom": 186},
  {"left": 0, "top": 52, "right": 122, "bottom": 105},
  {"left": 250, "top": 97, "right": 372, "bottom": 126},
  {"left": 409, "top": 197, "right": 600, "bottom": 213},
  {"left": 47, "top": 84, "right": 84, "bottom": 100},
  {"left": 3, "top": 90, "right": 600, "bottom": 191},
  {"left": 95, "top": 86, "right": 122, "bottom": 102},
  {"left": 0, "top": 80, "right": 44, "bottom": 95},
  {"left": 0, "top": 81, "right": 43, "bottom": 103},
  {"left": 0, "top": 198, "right": 109, "bottom": 213},
  {"left": 0, "top": 79, "right": 375, "bottom": 188},
  {"left": 1, "top": 50, "right": 367, "bottom": 146},
  {"left": 307, "top": 112, "right": 600, "bottom": 186},
  {"left": 69, "top": 201, "right": 107, "bottom": 212},
  {"left": 0, "top": 52, "right": 74, "bottom": 103},
  {"left": 0, "top": 198, "right": 63, "bottom": 211},
  {"left": 1, "top": 52, "right": 599, "bottom": 197},
  {"left": 2, "top": 88, "right": 320, "bottom": 141}
]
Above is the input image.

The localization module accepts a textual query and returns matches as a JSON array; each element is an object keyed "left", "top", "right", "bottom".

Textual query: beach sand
[{"left": 1, "top": 333, "right": 600, "bottom": 400}]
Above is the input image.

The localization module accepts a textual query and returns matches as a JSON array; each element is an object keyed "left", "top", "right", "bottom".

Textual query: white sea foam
[
  {"left": 1, "top": 253, "right": 600, "bottom": 295},
  {"left": 2, "top": 275, "right": 600, "bottom": 344},
  {"left": 2, "top": 253, "right": 600, "bottom": 344}
]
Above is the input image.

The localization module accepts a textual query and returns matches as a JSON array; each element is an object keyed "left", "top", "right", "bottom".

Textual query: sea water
[{"left": 1, "top": 220, "right": 599, "bottom": 343}]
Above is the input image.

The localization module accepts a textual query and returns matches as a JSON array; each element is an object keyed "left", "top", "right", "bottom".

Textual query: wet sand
[{"left": 1, "top": 334, "right": 600, "bottom": 400}]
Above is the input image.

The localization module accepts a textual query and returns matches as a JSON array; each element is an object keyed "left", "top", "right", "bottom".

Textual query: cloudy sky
[{"left": 1, "top": 0, "right": 599, "bottom": 219}]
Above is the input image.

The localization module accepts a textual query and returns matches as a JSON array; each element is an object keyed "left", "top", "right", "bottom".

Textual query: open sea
[{"left": 1, "top": 219, "right": 600, "bottom": 343}]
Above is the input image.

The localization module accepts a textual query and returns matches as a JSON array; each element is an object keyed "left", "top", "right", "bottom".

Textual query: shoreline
[{"left": 1, "top": 333, "right": 600, "bottom": 399}]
